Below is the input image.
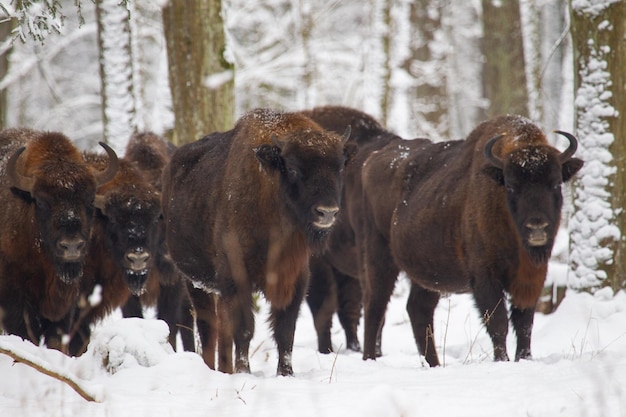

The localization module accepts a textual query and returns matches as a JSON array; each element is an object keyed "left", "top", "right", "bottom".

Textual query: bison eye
[
  {"left": 36, "top": 198, "right": 51, "bottom": 211},
  {"left": 287, "top": 167, "right": 299, "bottom": 181}
]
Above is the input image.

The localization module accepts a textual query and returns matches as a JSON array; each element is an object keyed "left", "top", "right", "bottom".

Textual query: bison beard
[
  {"left": 55, "top": 262, "right": 83, "bottom": 284},
  {"left": 125, "top": 271, "right": 149, "bottom": 296},
  {"left": 525, "top": 244, "right": 553, "bottom": 266}
]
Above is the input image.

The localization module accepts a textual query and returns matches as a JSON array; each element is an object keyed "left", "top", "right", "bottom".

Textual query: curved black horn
[
  {"left": 341, "top": 125, "right": 351, "bottom": 144},
  {"left": 94, "top": 142, "right": 119, "bottom": 186},
  {"left": 483, "top": 134, "right": 505, "bottom": 169},
  {"left": 6, "top": 146, "right": 34, "bottom": 193},
  {"left": 553, "top": 130, "right": 578, "bottom": 163}
]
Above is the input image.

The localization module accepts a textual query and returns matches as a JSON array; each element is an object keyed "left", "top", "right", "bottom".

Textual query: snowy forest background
[{"left": 0, "top": 0, "right": 625, "bottom": 299}]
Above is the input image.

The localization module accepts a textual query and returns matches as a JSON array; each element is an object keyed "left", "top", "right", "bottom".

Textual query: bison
[
  {"left": 300, "top": 105, "right": 400, "bottom": 354},
  {"left": 162, "top": 108, "right": 351, "bottom": 375},
  {"left": 62, "top": 153, "right": 163, "bottom": 355},
  {"left": 121, "top": 132, "right": 195, "bottom": 353},
  {"left": 0, "top": 128, "right": 118, "bottom": 350},
  {"left": 357, "top": 115, "right": 583, "bottom": 366}
]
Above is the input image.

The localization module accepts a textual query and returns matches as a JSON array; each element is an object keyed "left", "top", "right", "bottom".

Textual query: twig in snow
[{"left": 0, "top": 345, "right": 100, "bottom": 402}]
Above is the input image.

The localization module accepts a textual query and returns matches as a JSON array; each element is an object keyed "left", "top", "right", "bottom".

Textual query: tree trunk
[
  {"left": 379, "top": 0, "right": 391, "bottom": 126},
  {"left": 162, "top": 0, "right": 234, "bottom": 146},
  {"left": 0, "top": 19, "right": 14, "bottom": 130},
  {"left": 569, "top": 1, "right": 625, "bottom": 291},
  {"left": 481, "top": 0, "right": 529, "bottom": 118},
  {"left": 407, "top": 0, "right": 448, "bottom": 140},
  {"left": 444, "top": 0, "right": 484, "bottom": 138},
  {"left": 96, "top": 0, "right": 137, "bottom": 154}
]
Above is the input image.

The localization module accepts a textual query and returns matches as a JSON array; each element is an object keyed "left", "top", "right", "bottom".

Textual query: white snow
[{"left": 1, "top": 263, "right": 626, "bottom": 417}]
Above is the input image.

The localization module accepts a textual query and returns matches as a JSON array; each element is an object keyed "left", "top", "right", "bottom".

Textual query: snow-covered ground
[{"left": 1, "top": 261, "right": 625, "bottom": 417}]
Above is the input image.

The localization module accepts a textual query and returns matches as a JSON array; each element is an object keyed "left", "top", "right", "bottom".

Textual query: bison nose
[
  {"left": 525, "top": 219, "right": 549, "bottom": 246},
  {"left": 126, "top": 249, "right": 150, "bottom": 271},
  {"left": 57, "top": 237, "right": 86, "bottom": 260},
  {"left": 313, "top": 205, "right": 339, "bottom": 229}
]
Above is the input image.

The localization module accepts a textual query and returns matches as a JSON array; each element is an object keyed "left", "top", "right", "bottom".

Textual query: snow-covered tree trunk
[
  {"left": 0, "top": 19, "right": 13, "bottom": 129},
  {"left": 481, "top": 0, "right": 529, "bottom": 118},
  {"left": 361, "top": 0, "right": 387, "bottom": 122},
  {"left": 296, "top": 0, "right": 315, "bottom": 110},
  {"left": 162, "top": 0, "right": 234, "bottom": 146},
  {"left": 443, "top": 0, "right": 484, "bottom": 138},
  {"left": 387, "top": 0, "right": 449, "bottom": 140},
  {"left": 569, "top": 0, "right": 625, "bottom": 291},
  {"left": 96, "top": 0, "right": 137, "bottom": 154},
  {"left": 379, "top": 0, "right": 392, "bottom": 126}
]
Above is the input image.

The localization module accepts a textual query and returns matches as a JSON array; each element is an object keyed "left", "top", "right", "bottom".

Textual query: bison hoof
[
  {"left": 347, "top": 339, "right": 361, "bottom": 352},
  {"left": 515, "top": 349, "right": 532, "bottom": 361},
  {"left": 277, "top": 365, "right": 294, "bottom": 377},
  {"left": 235, "top": 359, "right": 251, "bottom": 374}
]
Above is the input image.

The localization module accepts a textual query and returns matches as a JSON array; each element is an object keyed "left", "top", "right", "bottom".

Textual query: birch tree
[
  {"left": 162, "top": 0, "right": 234, "bottom": 146},
  {"left": 569, "top": 0, "right": 625, "bottom": 291},
  {"left": 443, "top": 0, "right": 484, "bottom": 138},
  {"left": 0, "top": 18, "right": 12, "bottom": 129},
  {"left": 96, "top": 0, "right": 137, "bottom": 154}
]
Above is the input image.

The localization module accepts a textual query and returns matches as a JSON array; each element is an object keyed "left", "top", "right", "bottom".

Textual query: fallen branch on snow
[{"left": 0, "top": 343, "right": 100, "bottom": 402}]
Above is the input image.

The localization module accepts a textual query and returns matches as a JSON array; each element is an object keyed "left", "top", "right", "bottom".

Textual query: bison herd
[{"left": 0, "top": 106, "right": 583, "bottom": 376}]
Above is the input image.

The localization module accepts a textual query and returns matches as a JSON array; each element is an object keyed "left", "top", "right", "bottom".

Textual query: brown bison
[
  {"left": 300, "top": 105, "right": 400, "bottom": 354},
  {"left": 0, "top": 128, "right": 118, "bottom": 350},
  {"left": 121, "top": 132, "right": 195, "bottom": 352},
  {"left": 357, "top": 115, "right": 583, "bottom": 366},
  {"left": 62, "top": 154, "right": 163, "bottom": 355},
  {"left": 162, "top": 108, "right": 351, "bottom": 375}
]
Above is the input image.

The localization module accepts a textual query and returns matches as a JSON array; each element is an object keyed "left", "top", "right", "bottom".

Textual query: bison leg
[
  {"left": 190, "top": 287, "right": 219, "bottom": 369},
  {"left": 406, "top": 284, "right": 440, "bottom": 367},
  {"left": 307, "top": 258, "right": 337, "bottom": 354},
  {"left": 362, "top": 233, "right": 399, "bottom": 361},
  {"left": 271, "top": 273, "right": 309, "bottom": 376},
  {"left": 157, "top": 281, "right": 196, "bottom": 352},
  {"left": 510, "top": 306, "right": 534, "bottom": 361},
  {"left": 472, "top": 281, "right": 510, "bottom": 361},
  {"left": 231, "top": 289, "right": 255, "bottom": 374},
  {"left": 336, "top": 271, "right": 362, "bottom": 352}
]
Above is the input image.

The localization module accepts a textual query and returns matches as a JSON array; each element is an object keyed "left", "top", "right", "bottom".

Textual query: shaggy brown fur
[
  {"left": 0, "top": 128, "right": 118, "bottom": 351},
  {"left": 358, "top": 115, "right": 583, "bottom": 366},
  {"left": 62, "top": 155, "right": 161, "bottom": 356},
  {"left": 300, "top": 105, "right": 399, "bottom": 354},
  {"left": 121, "top": 132, "right": 195, "bottom": 352},
  {"left": 162, "top": 109, "right": 350, "bottom": 375}
]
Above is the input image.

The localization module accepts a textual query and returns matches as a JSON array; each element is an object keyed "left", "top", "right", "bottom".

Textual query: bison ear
[
  {"left": 482, "top": 165, "right": 504, "bottom": 186},
  {"left": 254, "top": 144, "right": 284, "bottom": 171},
  {"left": 562, "top": 157, "right": 583, "bottom": 183},
  {"left": 343, "top": 142, "right": 358, "bottom": 166}
]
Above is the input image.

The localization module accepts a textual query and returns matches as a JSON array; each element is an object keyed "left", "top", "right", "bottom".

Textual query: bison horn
[
  {"left": 94, "top": 141, "right": 119, "bottom": 186},
  {"left": 483, "top": 134, "right": 505, "bottom": 169},
  {"left": 341, "top": 125, "right": 351, "bottom": 144},
  {"left": 553, "top": 131, "right": 578, "bottom": 163},
  {"left": 6, "top": 146, "right": 35, "bottom": 193}
]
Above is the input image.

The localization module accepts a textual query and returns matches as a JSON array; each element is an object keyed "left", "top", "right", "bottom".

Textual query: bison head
[
  {"left": 482, "top": 131, "right": 583, "bottom": 265},
  {"left": 94, "top": 187, "right": 161, "bottom": 295},
  {"left": 254, "top": 126, "right": 351, "bottom": 252},
  {"left": 6, "top": 142, "right": 119, "bottom": 283}
]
